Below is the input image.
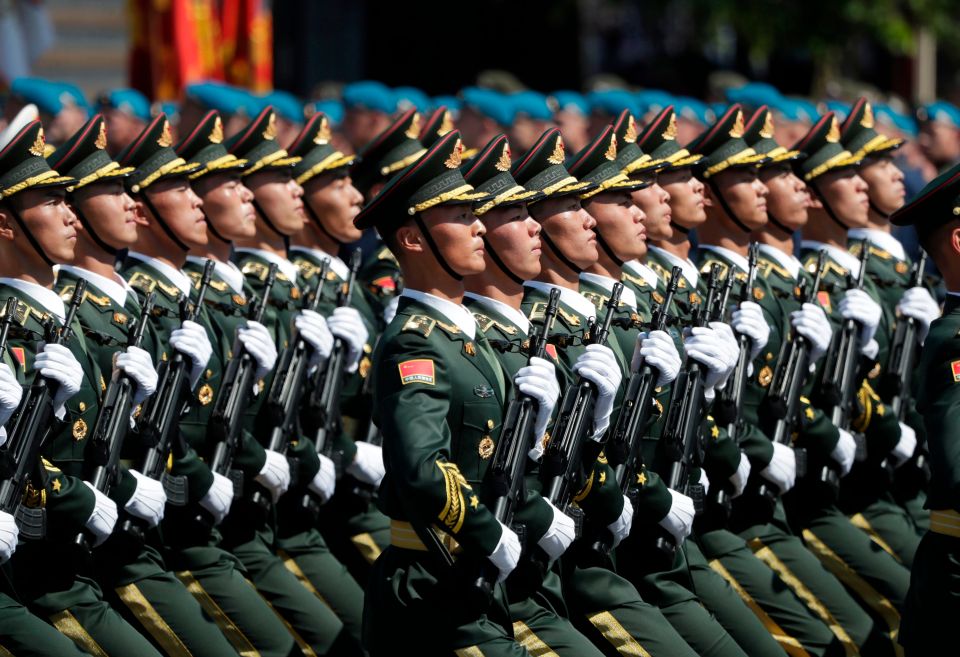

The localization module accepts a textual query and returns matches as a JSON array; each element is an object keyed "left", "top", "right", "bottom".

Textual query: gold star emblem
[
  {"left": 711, "top": 425, "right": 720, "bottom": 439},
  {"left": 470, "top": 495, "right": 479, "bottom": 509},
  {"left": 637, "top": 472, "right": 647, "bottom": 486},
  {"left": 51, "top": 479, "right": 61, "bottom": 492}
]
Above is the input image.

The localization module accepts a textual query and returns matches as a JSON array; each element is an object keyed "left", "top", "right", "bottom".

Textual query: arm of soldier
[
  {"left": 231, "top": 427, "right": 268, "bottom": 480},
  {"left": 572, "top": 458, "right": 626, "bottom": 528},
  {"left": 168, "top": 444, "right": 216, "bottom": 506},
  {"left": 852, "top": 381, "right": 902, "bottom": 464},
  {"left": 701, "top": 417, "right": 742, "bottom": 484},
  {"left": 918, "top": 340, "right": 960, "bottom": 504},
  {"left": 511, "top": 485, "right": 557, "bottom": 548},
  {"left": 630, "top": 466, "right": 674, "bottom": 527},
  {"left": 39, "top": 462, "right": 98, "bottom": 541}
]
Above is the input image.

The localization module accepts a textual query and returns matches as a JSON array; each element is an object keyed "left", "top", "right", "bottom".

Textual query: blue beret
[
  {"left": 725, "top": 82, "right": 781, "bottom": 108},
  {"left": 186, "top": 82, "right": 262, "bottom": 117},
  {"left": 461, "top": 87, "right": 515, "bottom": 126},
  {"left": 311, "top": 100, "right": 344, "bottom": 126},
  {"left": 393, "top": 86, "right": 430, "bottom": 112},
  {"left": 11, "top": 77, "right": 87, "bottom": 116},
  {"left": 157, "top": 101, "right": 180, "bottom": 122},
  {"left": 874, "top": 104, "right": 918, "bottom": 138},
  {"left": 821, "top": 100, "right": 850, "bottom": 123},
  {"left": 342, "top": 80, "right": 396, "bottom": 113},
  {"left": 430, "top": 95, "right": 462, "bottom": 114},
  {"left": 99, "top": 88, "right": 151, "bottom": 121},
  {"left": 549, "top": 90, "right": 589, "bottom": 115},
  {"left": 510, "top": 91, "right": 553, "bottom": 121},
  {"left": 262, "top": 90, "right": 304, "bottom": 123},
  {"left": 634, "top": 89, "right": 674, "bottom": 116},
  {"left": 587, "top": 89, "right": 638, "bottom": 117},
  {"left": 917, "top": 101, "right": 960, "bottom": 128},
  {"left": 771, "top": 97, "right": 819, "bottom": 123},
  {"left": 674, "top": 96, "right": 713, "bottom": 125}
]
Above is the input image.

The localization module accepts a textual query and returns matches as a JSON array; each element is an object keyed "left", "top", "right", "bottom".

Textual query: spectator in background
[
  {"left": 457, "top": 87, "right": 513, "bottom": 152},
  {"left": 97, "top": 88, "right": 150, "bottom": 156},
  {"left": 263, "top": 89, "right": 304, "bottom": 147},
  {"left": 916, "top": 101, "right": 960, "bottom": 174},
  {"left": 341, "top": 80, "right": 396, "bottom": 151},
  {"left": 549, "top": 90, "right": 590, "bottom": 153},
  {"left": 6, "top": 77, "right": 88, "bottom": 146},
  {"left": 508, "top": 90, "right": 555, "bottom": 153}
]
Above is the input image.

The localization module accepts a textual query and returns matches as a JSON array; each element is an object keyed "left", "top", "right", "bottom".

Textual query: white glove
[
  {"left": 255, "top": 449, "right": 291, "bottom": 502},
  {"left": 199, "top": 472, "right": 234, "bottom": 525},
  {"left": 729, "top": 452, "right": 752, "bottom": 498},
  {"left": 791, "top": 302, "right": 833, "bottom": 361},
  {"left": 309, "top": 454, "right": 337, "bottom": 502},
  {"left": 489, "top": 521, "right": 521, "bottom": 582},
  {"left": 327, "top": 307, "right": 369, "bottom": 373},
  {"left": 760, "top": 442, "right": 797, "bottom": 493},
  {"left": 346, "top": 441, "right": 385, "bottom": 487},
  {"left": 82, "top": 481, "right": 118, "bottom": 546},
  {"left": 572, "top": 344, "right": 622, "bottom": 438},
  {"left": 0, "top": 511, "right": 18, "bottom": 562},
  {"left": 115, "top": 345, "right": 158, "bottom": 405},
  {"left": 515, "top": 356, "right": 560, "bottom": 459},
  {"left": 897, "top": 287, "right": 940, "bottom": 343},
  {"left": 169, "top": 320, "right": 213, "bottom": 388},
  {"left": 838, "top": 289, "right": 881, "bottom": 346},
  {"left": 698, "top": 469, "right": 711, "bottom": 496},
  {"left": 633, "top": 330, "right": 682, "bottom": 387},
  {"left": 237, "top": 320, "right": 278, "bottom": 381},
  {"left": 684, "top": 326, "right": 736, "bottom": 395},
  {"left": 831, "top": 428, "right": 857, "bottom": 476},
  {"left": 0, "top": 363, "right": 22, "bottom": 426},
  {"left": 537, "top": 500, "right": 576, "bottom": 560},
  {"left": 607, "top": 495, "right": 634, "bottom": 548},
  {"left": 33, "top": 343, "right": 83, "bottom": 416},
  {"left": 295, "top": 309, "right": 334, "bottom": 364},
  {"left": 659, "top": 489, "right": 695, "bottom": 543},
  {"left": 383, "top": 295, "right": 400, "bottom": 324},
  {"left": 124, "top": 469, "right": 166, "bottom": 527},
  {"left": 731, "top": 301, "right": 770, "bottom": 360},
  {"left": 890, "top": 422, "right": 918, "bottom": 468}
]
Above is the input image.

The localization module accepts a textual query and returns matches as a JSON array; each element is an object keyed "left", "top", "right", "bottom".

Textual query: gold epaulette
[
  {"left": 581, "top": 291, "right": 608, "bottom": 311},
  {"left": 699, "top": 259, "right": 730, "bottom": 280},
  {"left": 401, "top": 313, "right": 461, "bottom": 337},
  {"left": 0, "top": 297, "right": 42, "bottom": 326},
  {"left": 63, "top": 286, "right": 111, "bottom": 308},
  {"left": 621, "top": 271, "right": 648, "bottom": 289},
  {"left": 850, "top": 242, "right": 892, "bottom": 261},
  {"left": 376, "top": 246, "right": 398, "bottom": 263},
  {"left": 127, "top": 271, "right": 181, "bottom": 299},
  {"left": 758, "top": 257, "right": 791, "bottom": 280},
  {"left": 647, "top": 260, "right": 671, "bottom": 283},
  {"left": 240, "top": 261, "right": 272, "bottom": 281},
  {"left": 527, "top": 301, "right": 581, "bottom": 327},
  {"left": 472, "top": 313, "right": 518, "bottom": 336}
]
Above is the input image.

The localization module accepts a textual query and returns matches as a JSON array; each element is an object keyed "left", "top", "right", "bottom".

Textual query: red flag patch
[
  {"left": 9, "top": 347, "right": 25, "bottom": 370},
  {"left": 398, "top": 359, "right": 435, "bottom": 385},
  {"left": 816, "top": 290, "right": 832, "bottom": 314},
  {"left": 951, "top": 360, "right": 960, "bottom": 383},
  {"left": 372, "top": 276, "right": 397, "bottom": 291},
  {"left": 545, "top": 343, "right": 559, "bottom": 361}
]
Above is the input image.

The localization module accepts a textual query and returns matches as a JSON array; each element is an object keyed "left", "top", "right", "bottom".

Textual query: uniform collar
[
  {"left": 401, "top": 288, "right": 476, "bottom": 340},
  {"left": 463, "top": 292, "right": 530, "bottom": 335},
  {"left": 649, "top": 245, "right": 699, "bottom": 286},
  {"left": 699, "top": 244, "right": 749, "bottom": 273},
  {"left": 801, "top": 240, "right": 861, "bottom": 277},
  {"left": 289, "top": 245, "right": 349, "bottom": 280},
  {"left": 847, "top": 228, "right": 906, "bottom": 261},
  {"left": 127, "top": 251, "right": 193, "bottom": 296},
  {"left": 623, "top": 259, "right": 660, "bottom": 288},
  {"left": 580, "top": 271, "right": 638, "bottom": 309},
  {"left": 187, "top": 256, "right": 245, "bottom": 296},
  {"left": 758, "top": 243, "right": 801, "bottom": 279},
  {"left": 523, "top": 280, "right": 598, "bottom": 320},
  {"left": 58, "top": 265, "right": 132, "bottom": 307},
  {"left": 234, "top": 247, "right": 300, "bottom": 282},
  {"left": 0, "top": 278, "right": 65, "bottom": 321}
]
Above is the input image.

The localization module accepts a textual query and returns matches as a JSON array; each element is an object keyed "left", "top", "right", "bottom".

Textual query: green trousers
[
  {"left": 849, "top": 498, "right": 922, "bottom": 569},
  {"left": 899, "top": 532, "right": 959, "bottom": 656},
  {"left": 0, "top": 591, "right": 91, "bottom": 656},
  {"left": 319, "top": 484, "right": 390, "bottom": 584}
]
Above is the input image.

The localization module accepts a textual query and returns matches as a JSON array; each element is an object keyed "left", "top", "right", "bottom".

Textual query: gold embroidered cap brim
[
  {"left": 1, "top": 171, "right": 77, "bottom": 198},
  {"left": 474, "top": 186, "right": 542, "bottom": 216},
  {"left": 407, "top": 185, "right": 492, "bottom": 215},
  {"left": 852, "top": 134, "right": 904, "bottom": 160},
  {"left": 243, "top": 150, "right": 302, "bottom": 177},
  {"left": 71, "top": 162, "right": 136, "bottom": 190},
  {"left": 804, "top": 150, "right": 863, "bottom": 181},
  {"left": 702, "top": 147, "right": 769, "bottom": 178},
  {"left": 581, "top": 171, "right": 649, "bottom": 199},
  {"left": 295, "top": 152, "right": 357, "bottom": 185}
]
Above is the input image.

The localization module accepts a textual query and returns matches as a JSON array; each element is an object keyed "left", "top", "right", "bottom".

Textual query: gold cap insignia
[
  {"left": 604, "top": 134, "right": 618, "bottom": 160},
  {"left": 478, "top": 436, "right": 495, "bottom": 459},
  {"left": 445, "top": 138, "right": 464, "bottom": 169},
  {"left": 262, "top": 113, "right": 277, "bottom": 140},
  {"left": 95, "top": 122, "right": 108, "bottom": 150},
  {"left": 314, "top": 116, "right": 331, "bottom": 145},
  {"left": 729, "top": 110, "right": 745, "bottom": 138},
  {"left": 439, "top": 110, "right": 454, "bottom": 136},
  {"left": 405, "top": 113, "right": 421, "bottom": 139},
  {"left": 495, "top": 142, "right": 512, "bottom": 171},
  {"left": 157, "top": 121, "right": 173, "bottom": 147},
  {"left": 210, "top": 116, "right": 224, "bottom": 144},
  {"left": 862, "top": 102, "right": 874, "bottom": 129},
  {"left": 826, "top": 116, "right": 840, "bottom": 143},
  {"left": 547, "top": 136, "right": 565, "bottom": 164},
  {"left": 29, "top": 128, "right": 46, "bottom": 156},
  {"left": 624, "top": 115, "right": 638, "bottom": 143},
  {"left": 759, "top": 112, "right": 775, "bottom": 139},
  {"left": 662, "top": 114, "right": 678, "bottom": 141}
]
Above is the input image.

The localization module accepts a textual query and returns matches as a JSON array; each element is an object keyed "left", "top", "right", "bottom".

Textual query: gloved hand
[
  {"left": 295, "top": 309, "right": 334, "bottom": 365},
  {"left": 572, "top": 344, "right": 622, "bottom": 438},
  {"left": 255, "top": 449, "right": 291, "bottom": 502},
  {"left": 309, "top": 454, "right": 337, "bottom": 503},
  {"left": 0, "top": 511, "right": 17, "bottom": 562},
  {"left": 346, "top": 441, "right": 385, "bottom": 487},
  {"left": 659, "top": 489, "right": 695, "bottom": 543},
  {"left": 537, "top": 500, "right": 576, "bottom": 560},
  {"left": 760, "top": 442, "right": 797, "bottom": 493},
  {"left": 791, "top": 302, "right": 833, "bottom": 361},
  {"left": 890, "top": 422, "right": 918, "bottom": 468},
  {"left": 199, "top": 472, "right": 234, "bottom": 525},
  {"left": 839, "top": 289, "right": 881, "bottom": 346},
  {"left": 831, "top": 428, "right": 857, "bottom": 476},
  {"left": 237, "top": 320, "right": 278, "bottom": 381},
  {"left": 115, "top": 345, "right": 158, "bottom": 405},
  {"left": 124, "top": 470, "right": 166, "bottom": 527},
  {"left": 327, "top": 307, "right": 369, "bottom": 373},
  {"left": 731, "top": 301, "right": 770, "bottom": 360},
  {"left": 709, "top": 322, "right": 741, "bottom": 384},
  {"left": 169, "top": 320, "right": 213, "bottom": 388},
  {"left": 33, "top": 343, "right": 82, "bottom": 416},
  {"left": 730, "top": 452, "right": 752, "bottom": 498},
  {"left": 515, "top": 356, "right": 560, "bottom": 458},
  {"left": 83, "top": 482, "right": 119, "bottom": 546},
  {"left": 489, "top": 521, "right": 521, "bottom": 582},
  {"left": 383, "top": 295, "right": 400, "bottom": 325},
  {"left": 684, "top": 326, "right": 737, "bottom": 396},
  {"left": 608, "top": 495, "right": 634, "bottom": 548},
  {"left": 699, "top": 469, "right": 711, "bottom": 496},
  {"left": 0, "top": 362, "right": 22, "bottom": 426},
  {"left": 897, "top": 286, "right": 940, "bottom": 343},
  {"left": 633, "top": 330, "right": 682, "bottom": 387}
]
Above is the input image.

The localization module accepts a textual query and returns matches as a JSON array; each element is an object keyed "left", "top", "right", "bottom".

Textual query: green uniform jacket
[{"left": 357, "top": 243, "right": 401, "bottom": 321}]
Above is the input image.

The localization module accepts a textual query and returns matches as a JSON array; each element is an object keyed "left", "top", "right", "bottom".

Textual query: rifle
[
  {"left": 473, "top": 288, "right": 561, "bottom": 595},
  {"left": 74, "top": 291, "right": 156, "bottom": 550},
  {"left": 540, "top": 283, "right": 622, "bottom": 535},
  {"left": 0, "top": 282, "right": 86, "bottom": 539},
  {"left": 882, "top": 249, "right": 927, "bottom": 419}
]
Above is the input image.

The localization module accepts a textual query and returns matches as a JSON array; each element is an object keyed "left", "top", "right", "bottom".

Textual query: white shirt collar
[
  {"left": 523, "top": 280, "right": 598, "bottom": 320},
  {"left": 57, "top": 265, "right": 132, "bottom": 307},
  {"left": 649, "top": 245, "right": 699, "bottom": 286},
  {"left": 847, "top": 228, "right": 907, "bottom": 261},
  {"left": 127, "top": 251, "right": 193, "bottom": 297},
  {"left": 463, "top": 292, "right": 530, "bottom": 335},
  {"left": 234, "top": 247, "right": 300, "bottom": 283},
  {"left": 401, "top": 289, "right": 476, "bottom": 340},
  {"left": 624, "top": 260, "right": 660, "bottom": 289},
  {"left": 187, "top": 256, "right": 245, "bottom": 296},
  {"left": 0, "top": 278, "right": 65, "bottom": 321},
  {"left": 699, "top": 244, "right": 750, "bottom": 273},
  {"left": 580, "top": 272, "right": 638, "bottom": 309},
  {"left": 289, "top": 246, "right": 349, "bottom": 281},
  {"left": 758, "top": 243, "right": 801, "bottom": 278},
  {"left": 801, "top": 240, "right": 861, "bottom": 277}
]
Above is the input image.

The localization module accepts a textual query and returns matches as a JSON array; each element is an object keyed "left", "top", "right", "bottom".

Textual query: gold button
[
  {"left": 78, "top": 401, "right": 86, "bottom": 412},
  {"left": 486, "top": 419, "right": 494, "bottom": 429}
]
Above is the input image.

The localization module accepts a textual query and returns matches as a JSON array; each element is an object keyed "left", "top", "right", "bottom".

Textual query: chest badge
[
  {"left": 197, "top": 384, "right": 214, "bottom": 405},
  {"left": 112, "top": 312, "right": 127, "bottom": 325},
  {"left": 478, "top": 436, "right": 495, "bottom": 459},
  {"left": 758, "top": 365, "right": 774, "bottom": 387},
  {"left": 753, "top": 287, "right": 765, "bottom": 301},
  {"left": 464, "top": 342, "right": 476, "bottom": 356},
  {"left": 72, "top": 418, "right": 88, "bottom": 441},
  {"left": 473, "top": 384, "right": 494, "bottom": 398},
  {"left": 895, "top": 261, "right": 909, "bottom": 275}
]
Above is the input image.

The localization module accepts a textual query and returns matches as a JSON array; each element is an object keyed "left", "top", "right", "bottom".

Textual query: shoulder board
[
  {"left": 647, "top": 260, "right": 671, "bottom": 283},
  {"left": 621, "top": 271, "right": 648, "bottom": 289},
  {"left": 557, "top": 306, "right": 581, "bottom": 327},
  {"left": 758, "top": 257, "right": 791, "bottom": 280},
  {"left": 581, "top": 290, "right": 608, "bottom": 311},
  {"left": 802, "top": 255, "right": 848, "bottom": 281},
  {"left": 207, "top": 278, "right": 228, "bottom": 292},
  {"left": 699, "top": 259, "right": 729, "bottom": 280},
  {"left": 473, "top": 312, "right": 519, "bottom": 336},
  {"left": 869, "top": 245, "right": 892, "bottom": 261},
  {"left": 0, "top": 298, "right": 42, "bottom": 326},
  {"left": 377, "top": 246, "right": 397, "bottom": 263},
  {"left": 127, "top": 271, "right": 157, "bottom": 294},
  {"left": 401, "top": 314, "right": 436, "bottom": 337},
  {"left": 293, "top": 257, "right": 317, "bottom": 280},
  {"left": 240, "top": 261, "right": 270, "bottom": 281}
]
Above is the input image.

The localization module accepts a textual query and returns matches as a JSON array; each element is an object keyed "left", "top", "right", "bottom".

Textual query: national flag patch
[
  {"left": 545, "top": 343, "right": 558, "bottom": 361},
  {"left": 398, "top": 359, "right": 435, "bottom": 385},
  {"left": 816, "top": 290, "right": 832, "bottom": 314},
  {"left": 9, "top": 347, "right": 25, "bottom": 370},
  {"left": 951, "top": 360, "right": 960, "bottom": 383},
  {"left": 372, "top": 276, "right": 397, "bottom": 291}
]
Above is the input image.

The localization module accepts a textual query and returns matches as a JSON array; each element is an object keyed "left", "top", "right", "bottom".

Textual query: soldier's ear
[
  {"left": 807, "top": 192, "right": 823, "bottom": 210},
  {"left": 949, "top": 226, "right": 960, "bottom": 257},
  {"left": 701, "top": 183, "right": 716, "bottom": 208},
  {"left": 130, "top": 197, "right": 151, "bottom": 226},
  {"left": 0, "top": 204, "right": 15, "bottom": 243},
  {"left": 395, "top": 223, "right": 424, "bottom": 255}
]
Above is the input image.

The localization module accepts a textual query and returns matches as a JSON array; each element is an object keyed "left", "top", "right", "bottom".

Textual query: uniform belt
[
  {"left": 389, "top": 519, "right": 462, "bottom": 555},
  {"left": 929, "top": 509, "right": 960, "bottom": 538}
]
